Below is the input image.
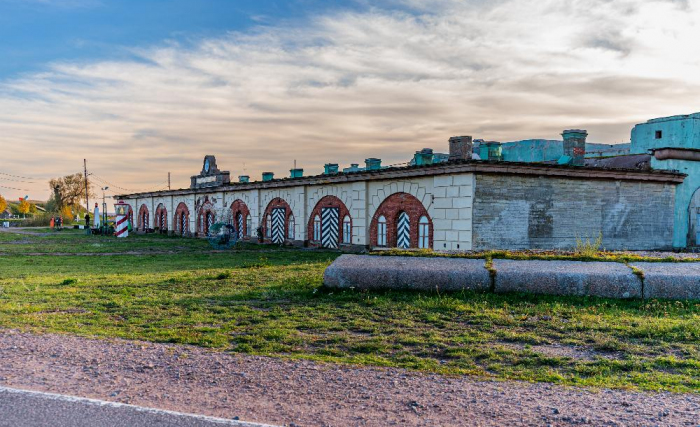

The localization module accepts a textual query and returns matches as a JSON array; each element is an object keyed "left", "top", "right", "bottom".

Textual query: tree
[
  {"left": 29, "top": 203, "right": 38, "bottom": 214},
  {"left": 0, "top": 195, "right": 6, "bottom": 215},
  {"left": 48, "top": 173, "right": 94, "bottom": 212},
  {"left": 17, "top": 199, "right": 30, "bottom": 215}
]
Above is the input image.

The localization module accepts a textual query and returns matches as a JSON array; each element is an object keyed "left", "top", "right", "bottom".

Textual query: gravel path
[{"left": 0, "top": 330, "right": 697, "bottom": 426}]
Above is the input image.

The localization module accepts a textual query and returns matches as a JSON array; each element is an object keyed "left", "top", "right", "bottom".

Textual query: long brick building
[{"left": 116, "top": 132, "right": 684, "bottom": 251}]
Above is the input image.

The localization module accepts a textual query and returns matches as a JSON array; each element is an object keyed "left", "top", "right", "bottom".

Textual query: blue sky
[
  {"left": 0, "top": 0, "right": 361, "bottom": 79},
  {"left": 0, "top": 0, "right": 698, "bottom": 200}
]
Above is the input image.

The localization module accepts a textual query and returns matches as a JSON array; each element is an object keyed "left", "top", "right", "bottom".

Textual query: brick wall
[{"left": 472, "top": 174, "right": 676, "bottom": 250}]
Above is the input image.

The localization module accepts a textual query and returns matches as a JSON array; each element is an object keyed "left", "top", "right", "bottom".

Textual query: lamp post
[{"left": 101, "top": 187, "right": 109, "bottom": 231}]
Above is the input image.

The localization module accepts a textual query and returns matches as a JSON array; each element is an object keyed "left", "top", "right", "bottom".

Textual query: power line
[
  {"left": 0, "top": 171, "right": 39, "bottom": 181},
  {"left": 0, "top": 184, "right": 32, "bottom": 192}
]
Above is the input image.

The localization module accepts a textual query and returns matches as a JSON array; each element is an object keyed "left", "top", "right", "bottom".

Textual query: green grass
[{"left": 0, "top": 230, "right": 699, "bottom": 392}]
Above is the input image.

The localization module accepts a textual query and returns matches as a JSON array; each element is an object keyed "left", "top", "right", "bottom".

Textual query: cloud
[{"left": 0, "top": 0, "right": 699, "bottom": 199}]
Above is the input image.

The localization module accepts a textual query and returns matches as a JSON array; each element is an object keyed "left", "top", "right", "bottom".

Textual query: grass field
[{"left": 0, "top": 229, "right": 698, "bottom": 392}]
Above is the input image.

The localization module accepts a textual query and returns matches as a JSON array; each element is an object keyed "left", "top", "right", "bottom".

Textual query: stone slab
[
  {"left": 631, "top": 262, "right": 700, "bottom": 300},
  {"left": 323, "top": 255, "right": 490, "bottom": 292},
  {"left": 493, "top": 259, "right": 642, "bottom": 299}
]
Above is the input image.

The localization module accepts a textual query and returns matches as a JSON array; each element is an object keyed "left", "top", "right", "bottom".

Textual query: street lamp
[{"left": 101, "top": 187, "right": 109, "bottom": 229}]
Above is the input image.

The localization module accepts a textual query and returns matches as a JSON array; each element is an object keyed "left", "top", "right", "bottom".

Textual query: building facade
[{"left": 117, "top": 137, "right": 683, "bottom": 251}]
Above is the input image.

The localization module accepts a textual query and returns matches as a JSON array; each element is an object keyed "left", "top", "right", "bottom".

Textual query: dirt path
[{"left": 0, "top": 330, "right": 696, "bottom": 426}]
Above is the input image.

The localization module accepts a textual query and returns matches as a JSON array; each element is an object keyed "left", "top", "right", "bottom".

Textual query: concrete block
[
  {"left": 451, "top": 220, "right": 471, "bottom": 231},
  {"left": 433, "top": 187, "right": 447, "bottom": 198},
  {"left": 433, "top": 176, "right": 453, "bottom": 188},
  {"left": 432, "top": 198, "right": 453, "bottom": 209},
  {"left": 432, "top": 209, "right": 447, "bottom": 220},
  {"left": 446, "top": 186, "right": 460, "bottom": 197},
  {"left": 459, "top": 185, "right": 473, "bottom": 197},
  {"left": 324, "top": 255, "right": 490, "bottom": 292},
  {"left": 493, "top": 259, "right": 642, "bottom": 299},
  {"left": 445, "top": 209, "right": 459, "bottom": 220},
  {"left": 453, "top": 198, "right": 471, "bottom": 209},
  {"left": 432, "top": 219, "right": 452, "bottom": 231},
  {"left": 632, "top": 263, "right": 700, "bottom": 300},
  {"left": 452, "top": 174, "right": 472, "bottom": 186}
]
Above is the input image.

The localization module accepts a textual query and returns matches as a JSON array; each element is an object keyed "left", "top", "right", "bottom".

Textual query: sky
[{"left": 0, "top": 0, "right": 699, "bottom": 201}]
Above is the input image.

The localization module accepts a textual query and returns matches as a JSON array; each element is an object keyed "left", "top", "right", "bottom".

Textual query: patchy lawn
[{"left": 0, "top": 230, "right": 698, "bottom": 392}]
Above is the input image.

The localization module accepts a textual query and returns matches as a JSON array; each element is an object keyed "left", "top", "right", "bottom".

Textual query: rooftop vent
[
  {"left": 262, "top": 172, "right": 274, "bottom": 182},
  {"left": 324, "top": 163, "right": 339, "bottom": 175},
  {"left": 290, "top": 168, "right": 304, "bottom": 179},
  {"left": 365, "top": 158, "right": 382, "bottom": 171},
  {"left": 238, "top": 175, "right": 250, "bottom": 183},
  {"left": 414, "top": 148, "right": 434, "bottom": 166}
]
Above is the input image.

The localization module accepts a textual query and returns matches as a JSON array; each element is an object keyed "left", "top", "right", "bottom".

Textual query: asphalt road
[{"left": 0, "top": 386, "right": 275, "bottom": 427}]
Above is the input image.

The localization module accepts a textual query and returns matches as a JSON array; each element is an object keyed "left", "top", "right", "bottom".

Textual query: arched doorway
[
  {"left": 197, "top": 197, "right": 216, "bottom": 237},
  {"left": 307, "top": 195, "right": 351, "bottom": 248},
  {"left": 230, "top": 200, "right": 251, "bottom": 240},
  {"left": 155, "top": 203, "right": 168, "bottom": 233},
  {"left": 138, "top": 204, "right": 149, "bottom": 232},
  {"left": 370, "top": 192, "right": 433, "bottom": 249},
  {"left": 173, "top": 202, "right": 189, "bottom": 236},
  {"left": 262, "top": 198, "right": 293, "bottom": 244}
]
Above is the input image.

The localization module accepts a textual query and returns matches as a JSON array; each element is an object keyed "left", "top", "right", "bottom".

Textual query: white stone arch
[{"left": 367, "top": 179, "right": 433, "bottom": 226}]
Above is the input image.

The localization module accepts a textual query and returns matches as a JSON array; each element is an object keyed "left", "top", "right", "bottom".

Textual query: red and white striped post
[{"left": 114, "top": 200, "right": 129, "bottom": 238}]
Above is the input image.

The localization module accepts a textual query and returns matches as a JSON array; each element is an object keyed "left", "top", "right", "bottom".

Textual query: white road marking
[{"left": 0, "top": 385, "right": 278, "bottom": 427}]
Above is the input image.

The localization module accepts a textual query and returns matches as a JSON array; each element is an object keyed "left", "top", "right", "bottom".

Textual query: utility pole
[
  {"left": 84, "top": 159, "right": 89, "bottom": 213},
  {"left": 168, "top": 172, "right": 171, "bottom": 190}
]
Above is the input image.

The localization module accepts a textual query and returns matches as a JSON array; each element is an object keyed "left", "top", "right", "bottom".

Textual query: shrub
[{"left": 575, "top": 232, "right": 604, "bottom": 257}]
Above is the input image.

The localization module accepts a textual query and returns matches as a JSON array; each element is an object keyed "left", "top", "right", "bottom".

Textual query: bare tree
[{"left": 48, "top": 173, "right": 94, "bottom": 212}]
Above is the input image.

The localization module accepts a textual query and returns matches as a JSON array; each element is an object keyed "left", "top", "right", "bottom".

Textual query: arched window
[
  {"left": 266, "top": 215, "right": 271, "bottom": 238},
  {"left": 206, "top": 212, "right": 214, "bottom": 235},
  {"left": 246, "top": 215, "right": 252, "bottom": 237},
  {"left": 343, "top": 216, "right": 352, "bottom": 244},
  {"left": 397, "top": 211, "right": 410, "bottom": 249},
  {"left": 418, "top": 216, "right": 430, "bottom": 249},
  {"left": 288, "top": 214, "right": 296, "bottom": 239},
  {"left": 181, "top": 214, "right": 187, "bottom": 235},
  {"left": 377, "top": 215, "right": 387, "bottom": 247},
  {"left": 313, "top": 215, "right": 321, "bottom": 241},
  {"left": 160, "top": 211, "right": 166, "bottom": 231}
]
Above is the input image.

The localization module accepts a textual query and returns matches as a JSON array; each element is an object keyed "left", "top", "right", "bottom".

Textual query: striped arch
[
  {"left": 137, "top": 204, "right": 150, "bottom": 232},
  {"left": 230, "top": 199, "right": 251, "bottom": 240},
  {"left": 307, "top": 195, "right": 351, "bottom": 248},
  {"left": 173, "top": 202, "right": 190, "bottom": 236},
  {"left": 197, "top": 197, "right": 216, "bottom": 237},
  {"left": 262, "top": 198, "right": 293, "bottom": 244},
  {"left": 369, "top": 192, "right": 433, "bottom": 249},
  {"left": 154, "top": 203, "right": 168, "bottom": 232}
]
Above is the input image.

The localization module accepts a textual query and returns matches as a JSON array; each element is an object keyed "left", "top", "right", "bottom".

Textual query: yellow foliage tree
[
  {"left": 60, "top": 205, "right": 73, "bottom": 222},
  {"left": 0, "top": 195, "right": 6, "bottom": 214},
  {"left": 29, "top": 203, "right": 38, "bottom": 214},
  {"left": 18, "top": 199, "right": 30, "bottom": 215}
]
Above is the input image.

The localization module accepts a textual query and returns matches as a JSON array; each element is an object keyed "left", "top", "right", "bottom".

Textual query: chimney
[
  {"left": 238, "top": 175, "right": 250, "bottom": 183},
  {"left": 324, "top": 163, "right": 339, "bottom": 175},
  {"left": 262, "top": 172, "right": 274, "bottom": 182},
  {"left": 562, "top": 129, "right": 587, "bottom": 166},
  {"left": 290, "top": 168, "right": 304, "bottom": 178},
  {"left": 485, "top": 141, "right": 503, "bottom": 161},
  {"left": 414, "top": 148, "right": 434, "bottom": 166},
  {"left": 449, "top": 136, "right": 473, "bottom": 161},
  {"left": 365, "top": 158, "right": 382, "bottom": 171}
]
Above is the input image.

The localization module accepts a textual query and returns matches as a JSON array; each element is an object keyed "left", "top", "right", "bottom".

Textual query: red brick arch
[
  {"left": 154, "top": 203, "right": 168, "bottom": 232},
  {"left": 262, "top": 197, "right": 293, "bottom": 242},
  {"left": 173, "top": 202, "right": 190, "bottom": 236},
  {"left": 307, "top": 195, "right": 352, "bottom": 247},
  {"left": 197, "top": 197, "right": 216, "bottom": 236},
  {"left": 369, "top": 192, "right": 433, "bottom": 248},
  {"left": 137, "top": 204, "right": 150, "bottom": 232},
  {"left": 230, "top": 199, "right": 251, "bottom": 239}
]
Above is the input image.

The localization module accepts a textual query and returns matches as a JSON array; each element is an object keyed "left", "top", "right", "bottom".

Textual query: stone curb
[
  {"left": 324, "top": 255, "right": 700, "bottom": 300},
  {"left": 323, "top": 255, "right": 491, "bottom": 292},
  {"left": 492, "top": 259, "right": 642, "bottom": 299},
  {"left": 631, "top": 262, "right": 700, "bottom": 300}
]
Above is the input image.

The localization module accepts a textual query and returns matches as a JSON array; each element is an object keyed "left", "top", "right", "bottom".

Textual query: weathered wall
[
  {"left": 650, "top": 157, "right": 700, "bottom": 248},
  {"left": 631, "top": 113, "right": 700, "bottom": 154},
  {"left": 472, "top": 174, "right": 676, "bottom": 250}
]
